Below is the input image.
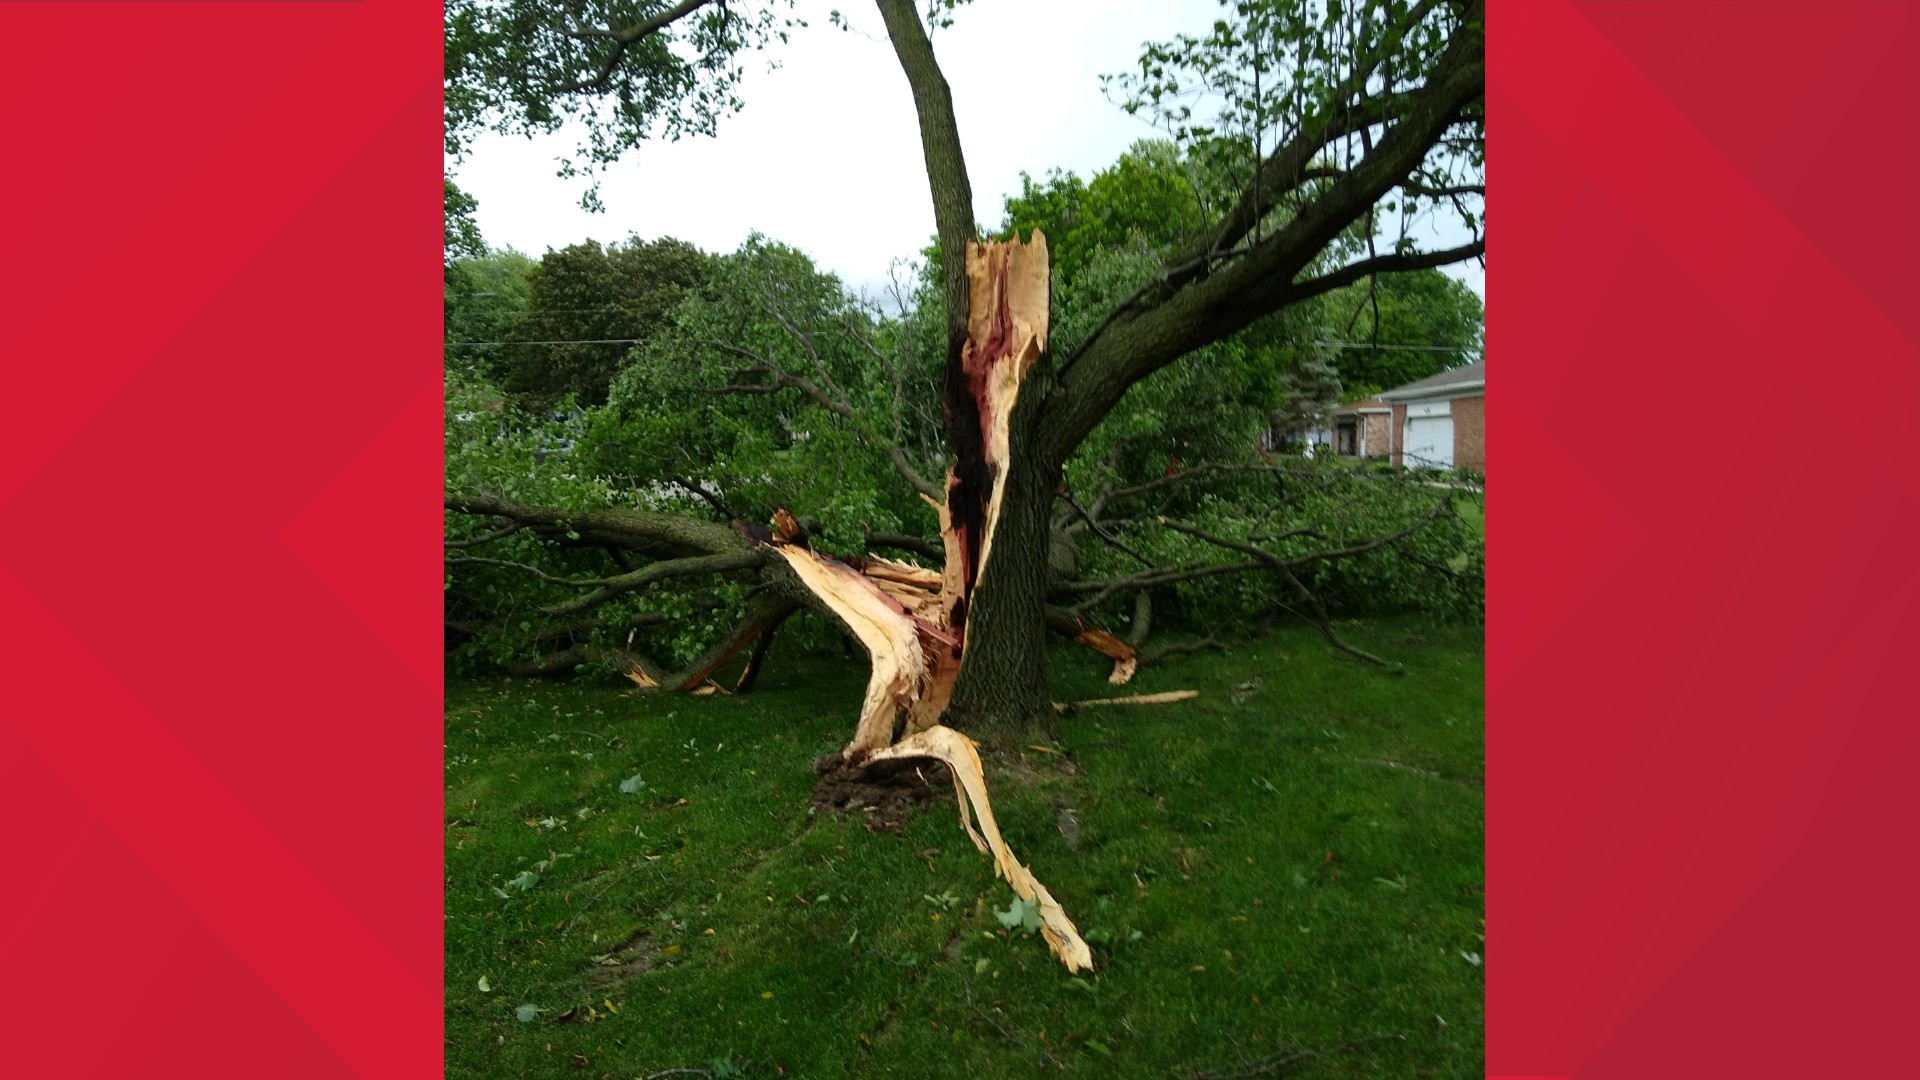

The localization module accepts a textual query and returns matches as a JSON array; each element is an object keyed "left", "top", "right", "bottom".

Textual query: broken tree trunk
[{"left": 762, "top": 232, "right": 1093, "bottom": 971}]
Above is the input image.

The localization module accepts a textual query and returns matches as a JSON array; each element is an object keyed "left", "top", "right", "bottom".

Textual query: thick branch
[
  {"left": 445, "top": 522, "right": 522, "bottom": 548},
  {"left": 446, "top": 493, "right": 753, "bottom": 562},
  {"left": 646, "top": 593, "right": 800, "bottom": 692},
  {"left": 554, "top": 0, "right": 721, "bottom": 94},
  {"left": 1060, "top": 559, "right": 1268, "bottom": 613},
  {"left": 1282, "top": 239, "right": 1488, "bottom": 308},
  {"left": 1046, "top": 6, "right": 1484, "bottom": 466},
  {"left": 608, "top": 0, "right": 718, "bottom": 44},
  {"left": 541, "top": 550, "right": 766, "bottom": 618}
]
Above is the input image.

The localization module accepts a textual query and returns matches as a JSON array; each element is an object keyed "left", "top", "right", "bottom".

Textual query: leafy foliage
[
  {"left": 445, "top": 0, "right": 800, "bottom": 206},
  {"left": 444, "top": 126, "right": 1484, "bottom": 685},
  {"left": 1104, "top": 0, "right": 1484, "bottom": 255},
  {"left": 593, "top": 236, "right": 942, "bottom": 556},
  {"left": 1329, "top": 268, "right": 1484, "bottom": 398},
  {"left": 505, "top": 236, "right": 714, "bottom": 408},
  {"left": 444, "top": 177, "right": 487, "bottom": 267},
  {"left": 445, "top": 248, "right": 537, "bottom": 380}
]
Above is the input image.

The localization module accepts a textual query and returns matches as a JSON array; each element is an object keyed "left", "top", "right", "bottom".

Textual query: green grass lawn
[
  {"left": 1453, "top": 493, "right": 1484, "bottom": 538},
  {"left": 445, "top": 618, "right": 1484, "bottom": 1079}
]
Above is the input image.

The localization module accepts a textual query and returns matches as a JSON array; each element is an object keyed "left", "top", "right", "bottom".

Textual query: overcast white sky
[{"left": 450, "top": 0, "right": 1483, "bottom": 302}]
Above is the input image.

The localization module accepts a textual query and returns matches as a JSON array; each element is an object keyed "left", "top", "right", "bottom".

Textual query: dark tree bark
[{"left": 942, "top": 434, "right": 1058, "bottom": 735}]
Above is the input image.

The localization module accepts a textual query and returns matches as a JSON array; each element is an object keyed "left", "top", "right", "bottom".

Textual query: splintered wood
[
  {"left": 868, "top": 726, "right": 1093, "bottom": 971},
  {"left": 763, "top": 232, "right": 1094, "bottom": 971}
]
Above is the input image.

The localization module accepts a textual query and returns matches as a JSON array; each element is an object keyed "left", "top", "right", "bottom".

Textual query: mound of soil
[{"left": 809, "top": 753, "right": 951, "bottom": 831}]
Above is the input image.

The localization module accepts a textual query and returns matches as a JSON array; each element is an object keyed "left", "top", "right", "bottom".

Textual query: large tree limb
[
  {"left": 1180, "top": 0, "right": 1446, "bottom": 264},
  {"left": 636, "top": 593, "right": 801, "bottom": 692},
  {"left": 446, "top": 494, "right": 752, "bottom": 561},
  {"left": 553, "top": 0, "right": 724, "bottom": 95},
  {"left": 1044, "top": 5, "right": 1484, "bottom": 467},
  {"left": 1281, "top": 239, "right": 1488, "bottom": 309},
  {"left": 541, "top": 550, "right": 767, "bottom": 618}
]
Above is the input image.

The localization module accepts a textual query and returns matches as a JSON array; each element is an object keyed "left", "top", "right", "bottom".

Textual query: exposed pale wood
[
  {"left": 961, "top": 232, "right": 1050, "bottom": 590},
  {"left": 1053, "top": 690, "right": 1200, "bottom": 715},
  {"left": 771, "top": 544, "right": 926, "bottom": 756},
  {"left": 867, "top": 726, "right": 1093, "bottom": 972}
]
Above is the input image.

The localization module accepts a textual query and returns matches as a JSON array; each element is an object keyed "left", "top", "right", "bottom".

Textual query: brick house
[
  {"left": 1378, "top": 360, "right": 1485, "bottom": 473},
  {"left": 1331, "top": 398, "right": 1393, "bottom": 459}
]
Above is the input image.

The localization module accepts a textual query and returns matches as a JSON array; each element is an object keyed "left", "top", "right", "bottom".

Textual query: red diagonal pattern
[
  {"left": 0, "top": 2, "right": 442, "bottom": 1076},
  {"left": 0, "top": 0, "right": 437, "bottom": 504},
  {"left": 280, "top": 378, "right": 447, "bottom": 697},
  {"left": 0, "top": 570, "right": 431, "bottom": 1080},
  {"left": 1491, "top": 2, "right": 1920, "bottom": 1077}
]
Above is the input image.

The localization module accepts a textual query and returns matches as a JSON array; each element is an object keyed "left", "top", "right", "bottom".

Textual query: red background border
[
  {"left": 1, "top": 1, "right": 1914, "bottom": 1077},
  {"left": 1, "top": 2, "right": 442, "bottom": 1077},
  {"left": 1489, "top": 1, "right": 1919, "bottom": 1077}
]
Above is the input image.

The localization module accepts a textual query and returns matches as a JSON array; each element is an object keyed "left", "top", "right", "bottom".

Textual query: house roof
[
  {"left": 1334, "top": 397, "right": 1391, "bottom": 415},
  {"left": 1377, "top": 359, "right": 1485, "bottom": 401}
]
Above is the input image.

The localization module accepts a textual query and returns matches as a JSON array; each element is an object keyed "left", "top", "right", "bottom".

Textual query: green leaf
[{"left": 995, "top": 897, "right": 1041, "bottom": 932}]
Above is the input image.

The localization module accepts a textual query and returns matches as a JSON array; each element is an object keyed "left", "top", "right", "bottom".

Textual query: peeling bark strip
[
  {"left": 761, "top": 233, "right": 1095, "bottom": 971},
  {"left": 867, "top": 726, "right": 1093, "bottom": 972}
]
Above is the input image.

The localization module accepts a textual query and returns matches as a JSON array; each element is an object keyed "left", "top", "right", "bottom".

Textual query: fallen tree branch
[
  {"left": 540, "top": 550, "right": 765, "bottom": 618},
  {"left": 444, "top": 522, "right": 523, "bottom": 548},
  {"left": 1141, "top": 634, "right": 1228, "bottom": 666},
  {"left": 1044, "top": 605, "right": 1139, "bottom": 685}
]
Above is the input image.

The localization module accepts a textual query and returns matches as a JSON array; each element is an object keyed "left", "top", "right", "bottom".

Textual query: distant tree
[
  {"left": 444, "top": 177, "right": 487, "bottom": 267},
  {"left": 501, "top": 236, "right": 714, "bottom": 408},
  {"left": 1332, "top": 268, "right": 1484, "bottom": 397},
  {"left": 444, "top": 248, "right": 537, "bottom": 381}
]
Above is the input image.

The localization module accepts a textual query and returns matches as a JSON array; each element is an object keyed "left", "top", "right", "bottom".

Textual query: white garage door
[{"left": 1402, "top": 401, "right": 1453, "bottom": 468}]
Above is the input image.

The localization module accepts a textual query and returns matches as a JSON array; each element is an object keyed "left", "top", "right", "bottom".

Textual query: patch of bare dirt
[
  {"left": 809, "top": 754, "right": 950, "bottom": 831},
  {"left": 586, "top": 929, "right": 658, "bottom": 987}
]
